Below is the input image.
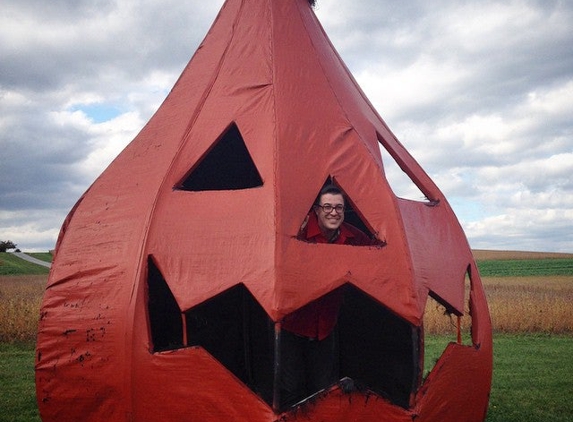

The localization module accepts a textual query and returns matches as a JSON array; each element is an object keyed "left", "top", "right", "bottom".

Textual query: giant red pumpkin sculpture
[{"left": 36, "top": 0, "right": 493, "bottom": 420}]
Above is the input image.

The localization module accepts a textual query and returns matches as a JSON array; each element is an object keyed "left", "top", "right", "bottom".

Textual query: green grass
[
  {"left": 1, "top": 335, "right": 571, "bottom": 421},
  {"left": 0, "top": 253, "right": 50, "bottom": 276},
  {"left": 486, "top": 334, "right": 573, "bottom": 422},
  {"left": 425, "top": 334, "right": 573, "bottom": 421},
  {"left": 0, "top": 343, "right": 40, "bottom": 422},
  {"left": 477, "top": 258, "right": 573, "bottom": 277}
]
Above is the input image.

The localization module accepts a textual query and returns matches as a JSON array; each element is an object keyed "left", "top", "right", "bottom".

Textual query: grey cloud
[
  {"left": 0, "top": 98, "right": 93, "bottom": 212},
  {"left": 6, "top": 0, "right": 116, "bottom": 21},
  {"left": 329, "top": 0, "right": 573, "bottom": 124},
  {"left": 1, "top": 1, "right": 221, "bottom": 94}
]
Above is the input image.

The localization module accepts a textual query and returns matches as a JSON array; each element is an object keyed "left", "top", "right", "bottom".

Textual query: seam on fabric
[{"left": 269, "top": 0, "right": 281, "bottom": 317}]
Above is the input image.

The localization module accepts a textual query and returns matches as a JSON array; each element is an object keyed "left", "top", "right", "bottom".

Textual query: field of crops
[
  {"left": 473, "top": 249, "right": 573, "bottom": 277},
  {"left": 424, "top": 275, "right": 573, "bottom": 336},
  {"left": 477, "top": 258, "right": 573, "bottom": 277},
  {"left": 1, "top": 250, "right": 572, "bottom": 342},
  {"left": 0, "top": 275, "right": 45, "bottom": 343},
  {"left": 472, "top": 249, "right": 573, "bottom": 260}
]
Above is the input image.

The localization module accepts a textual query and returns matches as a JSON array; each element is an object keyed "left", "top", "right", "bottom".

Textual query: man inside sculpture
[
  {"left": 279, "top": 184, "right": 373, "bottom": 407},
  {"left": 298, "top": 184, "right": 372, "bottom": 245}
]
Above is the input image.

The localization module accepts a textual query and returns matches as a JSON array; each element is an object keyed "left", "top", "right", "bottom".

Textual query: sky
[{"left": 1, "top": 0, "right": 572, "bottom": 253}]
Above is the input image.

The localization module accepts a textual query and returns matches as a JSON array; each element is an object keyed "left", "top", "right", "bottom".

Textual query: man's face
[{"left": 314, "top": 193, "right": 345, "bottom": 234}]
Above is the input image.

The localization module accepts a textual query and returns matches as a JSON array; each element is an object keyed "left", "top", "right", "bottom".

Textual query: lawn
[
  {"left": 0, "top": 253, "right": 50, "bottom": 276},
  {"left": 0, "top": 343, "right": 40, "bottom": 422},
  {"left": 486, "top": 335, "right": 573, "bottom": 422}
]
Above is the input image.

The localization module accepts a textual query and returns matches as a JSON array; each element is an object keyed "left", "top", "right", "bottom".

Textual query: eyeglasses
[{"left": 315, "top": 204, "right": 345, "bottom": 214}]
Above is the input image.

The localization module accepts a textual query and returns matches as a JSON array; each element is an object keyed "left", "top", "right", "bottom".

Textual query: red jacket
[
  {"left": 281, "top": 212, "right": 372, "bottom": 339},
  {"left": 300, "top": 211, "right": 372, "bottom": 246}
]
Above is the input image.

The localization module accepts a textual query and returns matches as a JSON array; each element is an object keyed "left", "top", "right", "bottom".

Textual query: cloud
[{"left": 1, "top": 0, "right": 571, "bottom": 252}]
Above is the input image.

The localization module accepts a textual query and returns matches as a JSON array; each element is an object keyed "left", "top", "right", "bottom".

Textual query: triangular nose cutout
[
  {"left": 178, "top": 123, "right": 263, "bottom": 191},
  {"left": 299, "top": 177, "right": 383, "bottom": 245}
]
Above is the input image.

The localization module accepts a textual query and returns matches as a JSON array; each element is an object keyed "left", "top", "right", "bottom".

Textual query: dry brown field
[
  {"left": 424, "top": 275, "right": 573, "bottom": 336},
  {"left": 0, "top": 275, "right": 46, "bottom": 343},
  {"left": 424, "top": 250, "right": 573, "bottom": 336},
  {"left": 472, "top": 249, "right": 573, "bottom": 260},
  {"left": 1, "top": 250, "right": 572, "bottom": 342}
]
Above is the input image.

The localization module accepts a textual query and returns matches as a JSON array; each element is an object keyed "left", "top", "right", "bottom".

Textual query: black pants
[{"left": 279, "top": 328, "right": 339, "bottom": 408}]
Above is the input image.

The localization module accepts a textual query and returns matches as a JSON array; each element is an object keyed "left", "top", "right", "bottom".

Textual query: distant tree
[{"left": 0, "top": 240, "right": 17, "bottom": 252}]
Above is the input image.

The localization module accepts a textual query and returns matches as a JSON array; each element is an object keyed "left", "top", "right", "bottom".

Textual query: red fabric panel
[{"left": 414, "top": 270, "right": 493, "bottom": 421}]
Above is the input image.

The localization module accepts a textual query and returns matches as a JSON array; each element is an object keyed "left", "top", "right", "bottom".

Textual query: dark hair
[
  {"left": 315, "top": 184, "right": 344, "bottom": 204},
  {"left": 308, "top": 0, "right": 317, "bottom": 7}
]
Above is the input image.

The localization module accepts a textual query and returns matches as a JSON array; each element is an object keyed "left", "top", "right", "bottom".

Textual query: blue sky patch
[{"left": 71, "top": 103, "right": 122, "bottom": 123}]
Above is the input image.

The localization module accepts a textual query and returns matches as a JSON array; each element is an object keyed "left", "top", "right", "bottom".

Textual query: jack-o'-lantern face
[
  {"left": 36, "top": 0, "right": 492, "bottom": 421},
  {"left": 146, "top": 257, "right": 421, "bottom": 412}
]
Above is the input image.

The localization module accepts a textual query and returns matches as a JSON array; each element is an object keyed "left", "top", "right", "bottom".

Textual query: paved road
[{"left": 12, "top": 252, "right": 52, "bottom": 268}]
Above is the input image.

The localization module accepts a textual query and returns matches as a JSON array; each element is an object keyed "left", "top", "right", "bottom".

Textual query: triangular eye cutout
[
  {"left": 298, "top": 177, "right": 383, "bottom": 245},
  {"left": 378, "top": 135, "right": 432, "bottom": 203},
  {"left": 178, "top": 123, "right": 263, "bottom": 191}
]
